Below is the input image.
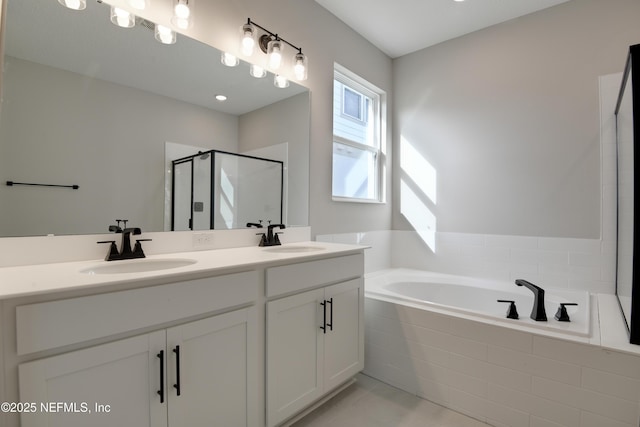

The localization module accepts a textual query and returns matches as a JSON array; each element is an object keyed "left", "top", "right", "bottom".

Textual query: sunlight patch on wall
[
  {"left": 400, "top": 136, "right": 437, "bottom": 204},
  {"left": 400, "top": 180, "right": 437, "bottom": 252},
  {"left": 400, "top": 136, "right": 437, "bottom": 252}
]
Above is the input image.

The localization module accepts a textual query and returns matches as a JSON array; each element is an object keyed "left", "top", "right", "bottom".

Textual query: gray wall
[
  {"left": 0, "top": 56, "right": 238, "bottom": 236},
  {"left": 113, "top": 0, "right": 395, "bottom": 237},
  {"left": 393, "top": 0, "right": 640, "bottom": 239},
  {"left": 239, "top": 92, "right": 310, "bottom": 227}
]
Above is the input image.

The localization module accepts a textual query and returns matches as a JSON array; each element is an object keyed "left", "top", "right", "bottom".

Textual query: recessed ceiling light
[{"left": 215, "top": 95, "right": 227, "bottom": 101}]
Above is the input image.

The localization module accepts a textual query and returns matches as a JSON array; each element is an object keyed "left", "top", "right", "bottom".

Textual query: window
[{"left": 332, "top": 65, "right": 384, "bottom": 202}]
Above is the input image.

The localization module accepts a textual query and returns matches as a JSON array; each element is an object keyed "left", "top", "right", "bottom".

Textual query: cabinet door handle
[
  {"left": 326, "top": 298, "right": 333, "bottom": 331},
  {"left": 173, "top": 345, "right": 181, "bottom": 396},
  {"left": 157, "top": 350, "right": 165, "bottom": 403},
  {"left": 319, "top": 300, "right": 327, "bottom": 334}
]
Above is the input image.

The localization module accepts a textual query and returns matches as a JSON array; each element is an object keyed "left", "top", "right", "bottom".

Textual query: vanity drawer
[
  {"left": 16, "top": 270, "right": 259, "bottom": 355},
  {"left": 265, "top": 253, "right": 364, "bottom": 298}
]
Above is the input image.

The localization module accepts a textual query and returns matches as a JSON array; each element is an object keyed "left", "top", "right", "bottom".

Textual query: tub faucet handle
[
  {"left": 554, "top": 303, "right": 578, "bottom": 322},
  {"left": 497, "top": 300, "right": 519, "bottom": 319}
]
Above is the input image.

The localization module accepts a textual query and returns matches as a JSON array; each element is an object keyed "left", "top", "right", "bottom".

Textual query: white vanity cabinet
[
  {"left": 19, "top": 307, "right": 255, "bottom": 427},
  {"left": 0, "top": 242, "right": 366, "bottom": 427},
  {"left": 265, "top": 254, "right": 364, "bottom": 427},
  {"left": 14, "top": 271, "right": 260, "bottom": 427}
]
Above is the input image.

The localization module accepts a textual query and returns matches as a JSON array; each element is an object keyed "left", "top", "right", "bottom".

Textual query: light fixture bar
[{"left": 245, "top": 18, "right": 304, "bottom": 56}]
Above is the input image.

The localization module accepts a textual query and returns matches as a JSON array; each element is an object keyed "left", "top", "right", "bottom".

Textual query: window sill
[{"left": 332, "top": 196, "right": 386, "bottom": 204}]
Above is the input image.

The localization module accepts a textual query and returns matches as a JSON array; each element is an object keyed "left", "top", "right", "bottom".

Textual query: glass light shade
[
  {"left": 172, "top": 0, "right": 192, "bottom": 29},
  {"left": 274, "top": 74, "right": 289, "bottom": 89},
  {"left": 174, "top": 0, "right": 190, "bottom": 18},
  {"left": 293, "top": 52, "right": 308, "bottom": 81},
  {"left": 155, "top": 24, "right": 176, "bottom": 44},
  {"left": 128, "top": 0, "right": 148, "bottom": 10},
  {"left": 250, "top": 64, "right": 267, "bottom": 78},
  {"left": 221, "top": 52, "right": 239, "bottom": 67},
  {"left": 58, "top": 0, "right": 86, "bottom": 10},
  {"left": 110, "top": 7, "right": 135, "bottom": 28},
  {"left": 241, "top": 24, "right": 255, "bottom": 56},
  {"left": 267, "top": 39, "right": 283, "bottom": 70}
]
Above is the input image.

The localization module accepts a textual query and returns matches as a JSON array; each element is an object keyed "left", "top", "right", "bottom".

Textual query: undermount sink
[
  {"left": 80, "top": 258, "right": 197, "bottom": 275},
  {"left": 264, "top": 245, "right": 325, "bottom": 253}
]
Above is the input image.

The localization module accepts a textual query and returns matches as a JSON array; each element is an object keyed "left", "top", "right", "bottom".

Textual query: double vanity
[{"left": 0, "top": 240, "right": 365, "bottom": 427}]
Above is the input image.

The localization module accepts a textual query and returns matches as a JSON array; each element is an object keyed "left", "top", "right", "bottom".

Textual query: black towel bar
[{"left": 6, "top": 181, "right": 79, "bottom": 190}]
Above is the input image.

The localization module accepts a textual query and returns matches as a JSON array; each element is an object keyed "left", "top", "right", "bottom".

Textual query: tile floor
[{"left": 291, "top": 374, "right": 492, "bottom": 427}]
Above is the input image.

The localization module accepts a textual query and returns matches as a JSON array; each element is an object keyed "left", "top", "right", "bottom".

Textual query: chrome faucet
[{"left": 515, "top": 279, "right": 547, "bottom": 321}]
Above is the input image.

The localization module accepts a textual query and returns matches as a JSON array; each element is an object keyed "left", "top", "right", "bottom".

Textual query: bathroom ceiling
[{"left": 315, "top": 0, "right": 572, "bottom": 58}]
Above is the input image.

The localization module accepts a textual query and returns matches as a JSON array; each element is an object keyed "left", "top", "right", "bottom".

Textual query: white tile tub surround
[
  {"left": 316, "top": 230, "right": 615, "bottom": 295},
  {"left": 364, "top": 297, "right": 640, "bottom": 427},
  {"left": 393, "top": 231, "right": 616, "bottom": 295},
  {"left": 317, "top": 230, "right": 392, "bottom": 274}
]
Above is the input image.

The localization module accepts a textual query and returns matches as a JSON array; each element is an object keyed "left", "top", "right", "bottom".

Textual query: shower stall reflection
[{"left": 171, "top": 150, "right": 284, "bottom": 230}]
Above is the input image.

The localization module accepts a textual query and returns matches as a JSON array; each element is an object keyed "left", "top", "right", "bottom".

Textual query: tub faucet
[{"left": 515, "top": 279, "right": 547, "bottom": 321}]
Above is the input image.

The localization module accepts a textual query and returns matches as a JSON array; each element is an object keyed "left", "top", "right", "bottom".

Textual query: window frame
[
  {"left": 332, "top": 64, "right": 385, "bottom": 203},
  {"left": 341, "top": 86, "right": 368, "bottom": 123}
]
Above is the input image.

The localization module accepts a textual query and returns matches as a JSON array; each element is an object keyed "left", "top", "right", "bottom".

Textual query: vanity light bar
[{"left": 241, "top": 18, "right": 308, "bottom": 84}]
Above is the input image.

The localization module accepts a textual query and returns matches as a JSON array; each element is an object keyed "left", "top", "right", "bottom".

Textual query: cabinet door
[
  {"left": 323, "top": 278, "right": 364, "bottom": 392},
  {"left": 166, "top": 307, "right": 256, "bottom": 427},
  {"left": 19, "top": 331, "right": 167, "bottom": 427},
  {"left": 266, "top": 288, "right": 325, "bottom": 427}
]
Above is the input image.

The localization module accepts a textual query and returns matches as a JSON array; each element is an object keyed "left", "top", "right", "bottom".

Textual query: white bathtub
[{"left": 365, "top": 268, "right": 591, "bottom": 338}]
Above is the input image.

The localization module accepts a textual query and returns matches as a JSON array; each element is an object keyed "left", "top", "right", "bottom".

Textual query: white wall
[{"left": 392, "top": 0, "right": 640, "bottom": 239}]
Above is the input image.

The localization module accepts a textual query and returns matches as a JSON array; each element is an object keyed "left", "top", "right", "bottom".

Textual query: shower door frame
[{"left": 171, "top": 149, "right": 285, "bottom": 231}]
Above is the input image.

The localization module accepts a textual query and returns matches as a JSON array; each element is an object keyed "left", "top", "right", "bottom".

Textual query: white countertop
[{"left": 0, "top": 241, "right": 366, "bottom": 300}]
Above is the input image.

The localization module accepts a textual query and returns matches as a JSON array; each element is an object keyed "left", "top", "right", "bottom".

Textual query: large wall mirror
[
  {"left": 0, "top": 0, "right": 310, "bottom": 237},
  {"left": 615, "top": 43, "right": 640, "bottom": 345}
]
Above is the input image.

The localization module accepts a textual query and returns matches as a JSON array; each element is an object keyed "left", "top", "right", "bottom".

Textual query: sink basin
[
  {"left": 81, "top": 258, "right": 197, "bottom": 275},
  {"left": 264, "top": 246, "right": 325, "bottom": 254}
]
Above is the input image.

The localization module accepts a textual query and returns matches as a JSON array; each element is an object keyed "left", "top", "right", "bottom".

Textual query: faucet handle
[
  {"left": 256, "top": 233, "right": 268, "bottom": 247},
  {"left": 133, "top": 238, "right": 151, "bottom": 258},
  {"left": 98, "top": 240, "right": 120, "bottom": 261},
  {"left": 554, "top": 303, "right": 578, "bottom": 322},
  {"left": 273, "top": 232, "right": 284, "bottom": 246},
  {"left": 497, "top": 300, "right": 519, "bottom": 319}
]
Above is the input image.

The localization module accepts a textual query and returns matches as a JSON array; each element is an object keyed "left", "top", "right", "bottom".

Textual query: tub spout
[{"left": 515, "top": 279, "right": 547, "bottom": 321}]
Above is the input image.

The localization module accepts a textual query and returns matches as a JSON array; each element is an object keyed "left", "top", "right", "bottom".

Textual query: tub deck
[{"left": 365, "top": 268, "right": 591, "bottom": 338}]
